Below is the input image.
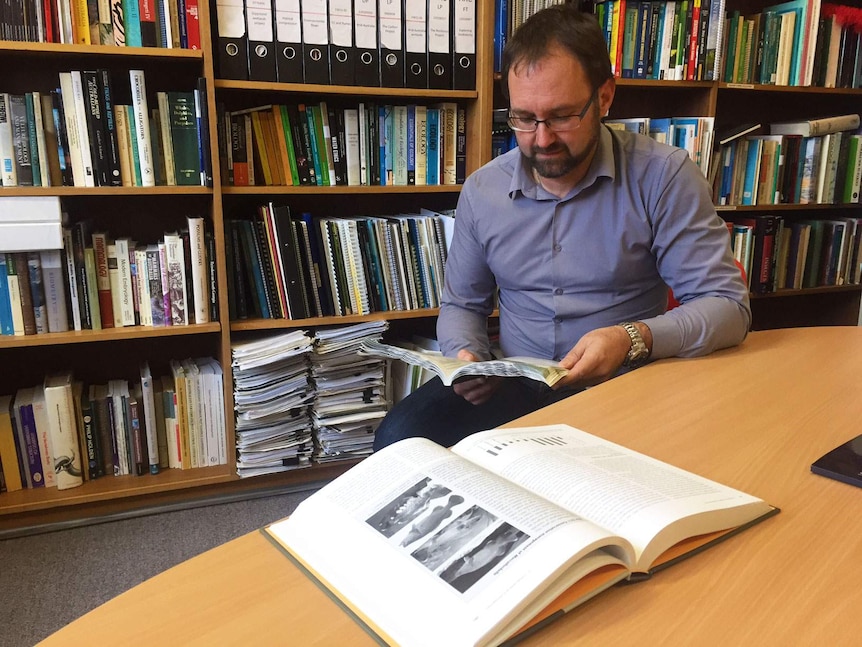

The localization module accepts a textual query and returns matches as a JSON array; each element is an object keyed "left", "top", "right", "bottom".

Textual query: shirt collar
[{"left": 507, "top": 125, "right": 617, "bottom": 200}]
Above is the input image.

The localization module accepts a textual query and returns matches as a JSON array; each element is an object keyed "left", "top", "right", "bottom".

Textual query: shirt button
[
  {"left": 554, "top": 288, "right": 563, "bottom": 295},
  {"left": 553, "top": 244, "right": 562, "bottom": 252},
  {"left": 554, "top": 318, "right": 562, "bottom": 324}
]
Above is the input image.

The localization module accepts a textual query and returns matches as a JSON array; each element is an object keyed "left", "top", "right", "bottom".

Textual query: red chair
[{"left": 666, "top": 259, "right": 747, "bottom": 311}]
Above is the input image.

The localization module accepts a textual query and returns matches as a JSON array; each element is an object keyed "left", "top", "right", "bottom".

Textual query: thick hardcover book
[
  {"left": 167, "top": 91, "right": 201, "bottom": 185},
  {"left": 8, "top": 94, "right": 33, "bottom": 186},
  {"left": 265, "top": 424, "right": 778, "bottom": 647},
  {"left": 43, "top": 372, "right": 85, "bottom": 490}
]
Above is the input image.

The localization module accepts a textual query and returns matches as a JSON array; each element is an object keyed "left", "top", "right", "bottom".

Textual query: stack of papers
[
  {"left": 232, "top": 331, "right": 315, "bottom": 477},
  {"left": 311, "top": 321, "right": 390, "bottom": 462}
]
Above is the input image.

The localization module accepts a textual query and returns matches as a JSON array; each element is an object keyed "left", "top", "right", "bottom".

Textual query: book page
[
  {"left": 452, "top": 424, "right": 773, "bottom": 571},
  {"left": 265, "top": 437, "right": 631, "bottom": 647},
  {"left": 359, "top": 339, "right": 569, "bottom": 386}
]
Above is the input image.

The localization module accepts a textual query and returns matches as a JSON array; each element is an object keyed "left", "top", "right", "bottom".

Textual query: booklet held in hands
[
  {"left": 263, "top": 424, "right": 778, "bottom": 647},
  {"left": 358, "top": 340, "right": 569, "bottom": 387}
]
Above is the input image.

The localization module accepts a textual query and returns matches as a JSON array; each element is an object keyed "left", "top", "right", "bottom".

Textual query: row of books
[
  {"left": 0, "top": 358, "right": 225, "bottom": 494},
  {"left": 213, "top": 0, "right": 476, "bottom": 90},
  {"left": 218, "top": 101, "right": 465, "bottom": 188},
  {"left": 727, "top": 215, "right": 862, "bottom": 294},
  {"left": 723, "top": 1, "right": 862, "bottom": 88},
  {"left": 605, "top": 115, "right": 715, "bottom": 177},
  {"left": 1, "top": 0, "right": 202, "bottom": 48},
  {"left": 231, "top": 322, "right": 388, "bottom": 477},
  {"left": 0, "top": 216, "right": 215, "bottom": 336},
  {"left": 596, "top": 0, "right": 726, "bottom": 82},
  {"left": 225, "top": 205, "right": 453, "bottom": 322},
  {"left": 494, "top": 0, "right": 566, "bottom": 72},
  {"left": 0, "top": 70, "right": 212, "bottom": 188},
  {"left": 712, "top": 114, "right": 862, "bottom": 207}
]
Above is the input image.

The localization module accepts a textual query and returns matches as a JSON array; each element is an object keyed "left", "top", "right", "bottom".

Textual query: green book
[
  {"left": 126, "top": 104, "right": 141, "bottom": 186},
  {"left": 278, "top": 105, "right": 300, "bottom": 186},
  {"left": 167, "top": 91, "right": 200, "bottom": 186}
]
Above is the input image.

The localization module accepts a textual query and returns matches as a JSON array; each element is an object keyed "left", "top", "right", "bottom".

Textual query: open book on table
[
  {"left": 263, "top": 424, "right": 778, "bottom": 647},
  {"left": 358, "top": 340, "right": 569, "bottom": 387}
]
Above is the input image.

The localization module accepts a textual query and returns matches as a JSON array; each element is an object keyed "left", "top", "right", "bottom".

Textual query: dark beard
[{"left": 525, "top": 122, "right": 600, "bottom": 180}]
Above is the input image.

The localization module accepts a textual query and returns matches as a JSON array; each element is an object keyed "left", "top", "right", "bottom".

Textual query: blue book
[
  {"left": 16, "top": 392, "right": 45, "bottom": 488},
  {"left": 304, "top": 105, "right": 324, "bottom": 187},
  {"left": 426, "top": 108, "right": 440, "bottom": 185},
  {"left": 123, "top": 0, "right": 143, "bottom": 47},
  {"left": 407, "top": 104, "right": 416, "bottom": 185},
  {"left": 741, "top": 137, "right": 764, "bottom": 206},
  {"left": 0, "top": 256, "right": 12, "bottom": 335},
  {"left": 764, "top": 0, "right": 808, "bottom": 85},
  {"left": 239, "top": 220, "right": 270, "bottom": 319},
  {"left": 493, "top": 0, "right": 508, "bottom": 72},
  {"left": 383, "top": 105, "right": 393, "bottom": 186}
]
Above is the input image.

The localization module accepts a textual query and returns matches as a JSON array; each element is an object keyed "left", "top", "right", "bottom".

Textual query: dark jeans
[{"left": 373, "top": 377, "right": 583, "bottom": 450}]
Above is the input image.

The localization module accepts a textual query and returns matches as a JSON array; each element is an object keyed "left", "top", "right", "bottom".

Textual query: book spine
[{"left": 129, "top": 70, "right": 155, "bottom": 186}]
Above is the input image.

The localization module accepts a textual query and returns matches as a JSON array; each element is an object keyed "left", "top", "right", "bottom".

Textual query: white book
[
  {"left": 135, "top": 247, "right": 153, "bottom": 326},
  {"left": 58, "top": 73, "right": 86, "bottom": 186},
  {"left": 129, "top": 70, "right": 156, "bottom": 187},
  {"left": 0, "top": 195, "right": 62, "bottom": 222},
  {"left": 69, "top": 71, "right": 96, "bottom": 187},
  {"left": 31, "top": 91, "right": 51, "bottom": 187},
  {"left": 187, "top": 216, "right": 210, "bottom": 324},
  {"left": 0, "top": 94, "right": 16, "bottom": 186},
  {"left": 107, "top": 243, "right": 125, "bottom": 327},
  {"left": 196, "top": 358, "right": 223, "bottom": 466},
  {"left": 114, "top": 238, "right": 136, "bottom": 326},
  {"left": 344, "top": 108, "right": 361, "bottom": 186},
  {"left": 108, "top": 379, "right": 130, "bottom": 476},
  {"left": 31, "top": 388, "right": 57, "bottom": 488},
  {"left": 181, "top": 358, "right": 202, "bottom": 469},
  {"left": 0, "top": 222, "right": 63, "bottom": 252},
  {"left": 43, "top": 372, "right": 84, "bottom": 490},
  {"left": 164, "top": 232, "right": 188, "bottom": 325},
  {"left": 393, "top": 105, "right": 408, "bottom": 186},
  {"left": 357, "top": 103, "right": 368, "bottom": 185},
  {"left": 770, "top": 113, "right": 860, "bottom": 137},
  {"left": 40, "top": 249, "right": 69, "bottom": 333},
  {"left": 139, "top": 362, "right": 161, "bottom": 474},
  {"left": 414, "top": 104, "right": 427, "bottom": 186}
]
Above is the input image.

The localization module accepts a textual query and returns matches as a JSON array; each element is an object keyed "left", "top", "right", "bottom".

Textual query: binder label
[{"left": 301, "top": 0, "right": 328, "bottom": 46}]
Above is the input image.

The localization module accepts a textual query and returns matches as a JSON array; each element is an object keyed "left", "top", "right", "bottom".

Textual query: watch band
[{"left": 619, "top": 321, "right": 650, "bottom": 367}]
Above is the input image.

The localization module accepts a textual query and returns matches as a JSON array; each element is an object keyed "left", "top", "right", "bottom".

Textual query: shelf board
[
  {"left": 231, "top": 309, "right": 439, "bottom": 331},
  {"left": 750, "top": 284, "right": 862, "bottom": 299},
  {"left": 0, "top": 186, "right": 212, "bottom": 196},
  {"left": 214, "top": 79, "right": 478, "bottom": 99},
  {"left": 0, "top": 323, "right": 221, "bottom": 348},
  {"left": 720, "top": 82, "right": 862, "bottom": 95},
  {"left": 0, "top": 461, "right": 359, "bottom": 528},
  {"left": 718, "top": 203, "right": 862, "bottom": 212},
  {"left": 221, "top": 184, "right": 461, "bottom": 195},
  {"left": 0, "top": 41, "right": 204, "bottom": 60}
]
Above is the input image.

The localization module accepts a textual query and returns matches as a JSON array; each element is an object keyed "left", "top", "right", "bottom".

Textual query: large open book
[
  {"left": 263, "top": 424, "right": 777, "bottom": 647},
  {"left": 358, "top": 340, "right": 569, "bottom": 387}
]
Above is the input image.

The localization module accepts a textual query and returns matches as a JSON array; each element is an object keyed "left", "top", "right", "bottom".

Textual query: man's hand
[
  {"left": 556, "top": 324, "right": 653, "bottom": 390},
  {"left": 452, "top": 349, "right": 503, "bottom": 405}
]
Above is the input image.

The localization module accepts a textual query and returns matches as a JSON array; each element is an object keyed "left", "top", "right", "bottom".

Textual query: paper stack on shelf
[
  {"left": 232, "top": 330, "right": 315, "bottom": 477},
  {"left": 310, "top": 320, "right": 390, "bottom": 463}
]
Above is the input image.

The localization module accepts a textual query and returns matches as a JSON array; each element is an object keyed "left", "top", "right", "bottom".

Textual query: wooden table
[{"left": 39, "top": 327, "right": 862, "bottom": 646}]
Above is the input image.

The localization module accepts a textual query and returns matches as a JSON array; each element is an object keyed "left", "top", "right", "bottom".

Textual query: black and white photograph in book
[{"left": 366, "top": 475, "right": 531, "bottom": 595}]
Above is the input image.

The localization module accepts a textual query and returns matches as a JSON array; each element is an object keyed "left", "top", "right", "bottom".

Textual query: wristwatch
[{"left": 618, "top": 322, "right": 651, "bottom": 368}]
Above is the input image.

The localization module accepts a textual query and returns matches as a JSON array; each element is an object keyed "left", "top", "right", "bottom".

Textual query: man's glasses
[{"left": 507, "top": 90, "right": 597, "bottom": 133}]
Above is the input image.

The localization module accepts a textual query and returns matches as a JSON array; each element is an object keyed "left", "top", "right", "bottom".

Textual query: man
[{"left": 372, "top": 5, "right": 750, "bottom": 450}]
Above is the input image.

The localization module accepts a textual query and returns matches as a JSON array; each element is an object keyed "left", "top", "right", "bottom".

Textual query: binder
[
  {"left": 404, "top": 0, "right": 428, "bottom": 89},
  {"left": 215, "top": 0, "right": 249, "bottom": 80},
  {"left": 274, "top": 0, "right": 304, "bottom": 83},
  {"left": 354, "top": 0, "right": 380, "bottom": 86},
  {"left": 427, "top": 0, "right": 451, "bottom": 89},
  {"left": 452, "top": 0, "right": 476, "bottom": 90},
  {"left": 246, "top": 0, "right": 277, "bottom": 81},
  {"left": 378, "top": 0, "right": 404, "bottom": 87},
  {"left": 328, "top": 0, "right": 356, "bottom": 85},
  {"left": 300, "top": 0, "right": 331, "bottom": 84}
]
